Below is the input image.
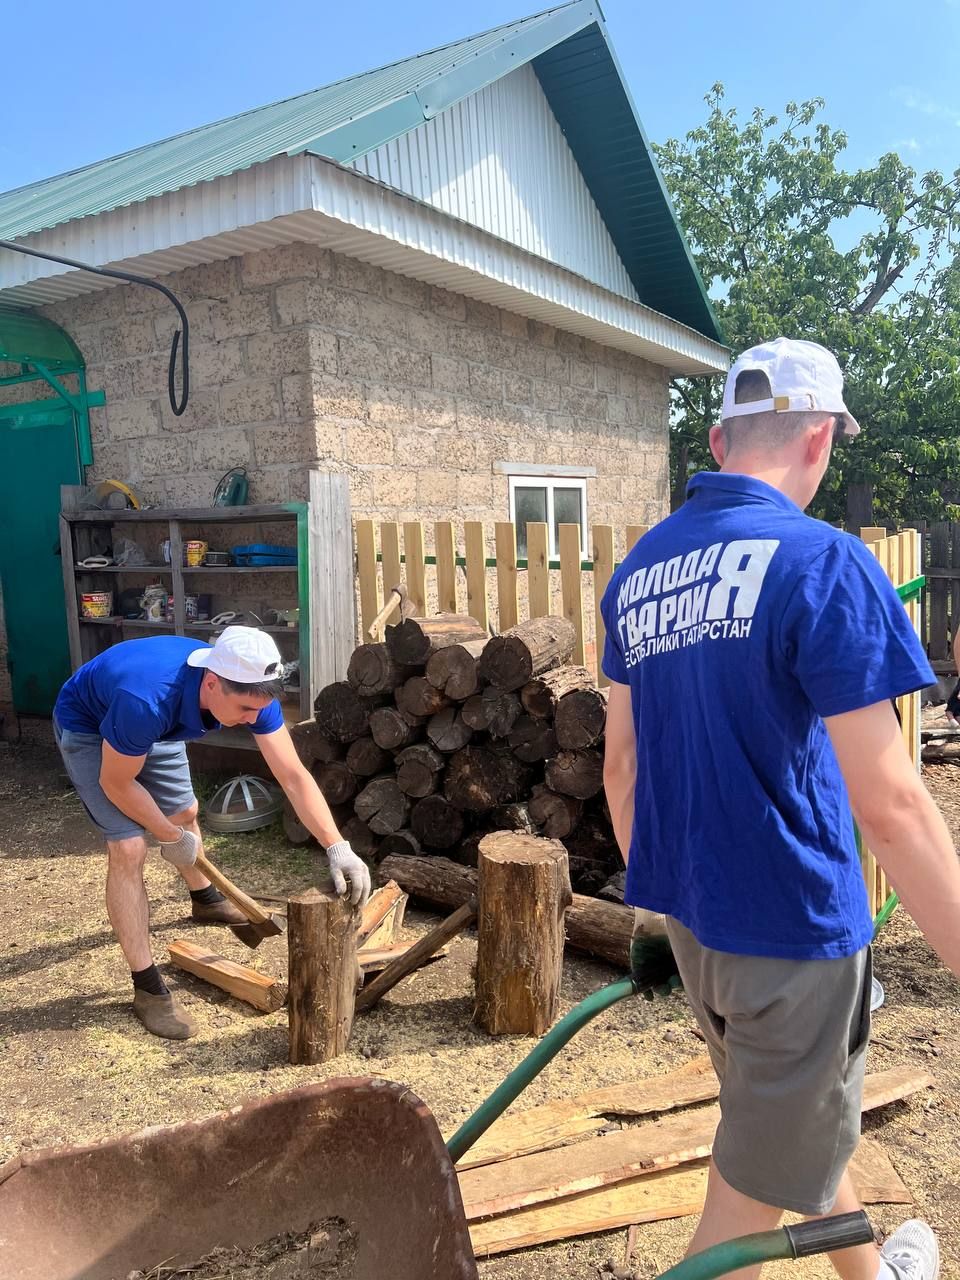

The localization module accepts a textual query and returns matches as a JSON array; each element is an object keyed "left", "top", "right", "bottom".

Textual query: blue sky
[{"left": 5, "top": 0, "right": 958, "bottom": 192}]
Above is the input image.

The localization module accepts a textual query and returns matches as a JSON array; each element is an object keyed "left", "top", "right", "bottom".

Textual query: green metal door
[{"left": 0, "top": 403, "right": 81, "bottom": 714}]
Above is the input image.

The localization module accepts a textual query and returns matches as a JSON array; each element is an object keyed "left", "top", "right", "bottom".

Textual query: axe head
[{"left": 229, "top": 913, "right": 286, "bottom": 950}]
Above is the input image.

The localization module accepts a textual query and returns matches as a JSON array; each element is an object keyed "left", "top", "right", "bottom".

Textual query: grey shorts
[
  {"left": 665, "top": 917, "right": 871, "bottom": 1216},
  {"left": 53, "top": 720, "right": 197, "bottom": 842}
]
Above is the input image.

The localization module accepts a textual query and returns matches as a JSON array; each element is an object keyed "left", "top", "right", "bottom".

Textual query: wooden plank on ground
[
  {"left": 459, "top": 1065, "right": 931, "bottom": 1220},
  {"left": 355, "top": 519, "right": 379, "bottom": 640},
  {"left": 435, "top": 521, "right": 458, "bottom": 614},
  {"left": 356, "top": 899, "right": 477, "bottom": 1013},
  {"left": 403, "top": 521, "right": 427, "bottom": 616},
  {"left": 495, "top": 522, "right": 520, "bottom": 633},
  {"left": 527, "top": 522, "right": 550, "bottom": 620},
  {"left": 358, "top": 941, "right": 449, "bottom": 972},
  {"left": 465, "top": 521, "right": 489, "bottom": 631},
  {"left": 168, "top": 940, "right": 286, "bottom": 1013},
  {"left": 559, "top": 523, "right": 585, "bottom": 665},
  {"left": 468, "top": 1138, "right": 909, "bottom": 1257},
  {"left": 456, "top": 1056, "right": 717, "bottom": 1171},
  {"left": 592, "top": 524, "right": 615, "bottom": 688}
]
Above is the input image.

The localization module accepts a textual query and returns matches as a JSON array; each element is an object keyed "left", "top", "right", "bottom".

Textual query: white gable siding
[{"left": 351, "top": 64, "right": 640, "bottom": 303}]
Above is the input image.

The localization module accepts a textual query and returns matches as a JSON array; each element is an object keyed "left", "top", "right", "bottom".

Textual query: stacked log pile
[{"left": 287, "top": 614, "right": 621, "bottom": 895}]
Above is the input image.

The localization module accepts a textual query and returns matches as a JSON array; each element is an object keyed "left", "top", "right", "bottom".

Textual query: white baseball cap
[
  {"left": 722, "top": 337, "right": 860, "bottom": 436},
  {"left": 187, "top": 626, "right": 283, "bottom": 684}
]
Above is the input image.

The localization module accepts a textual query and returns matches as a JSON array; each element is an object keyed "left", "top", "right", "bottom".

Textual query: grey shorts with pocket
[
  {"left": 665, "top": 917, "right": 871, "bottom": 1216},
  {"left": 54, "top": 720, "right": 197, "bottom": 841}
]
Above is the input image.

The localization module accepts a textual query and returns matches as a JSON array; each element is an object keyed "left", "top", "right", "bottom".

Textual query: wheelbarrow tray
[{"left": 0, "top": 1076, "right": 478, "bottom": 1280}]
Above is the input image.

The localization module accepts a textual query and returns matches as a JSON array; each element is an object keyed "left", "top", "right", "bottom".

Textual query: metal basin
[{"left": 0, "top": 1077, "right": 478, "bottom": 1280}]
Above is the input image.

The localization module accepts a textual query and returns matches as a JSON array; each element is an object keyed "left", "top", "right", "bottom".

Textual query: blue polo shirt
[
  {"left": 54, "top": 636, "right": 283, "bottom": 756},
  {"left": 600, "top": 472, "right": 933, "bottom": 960}
]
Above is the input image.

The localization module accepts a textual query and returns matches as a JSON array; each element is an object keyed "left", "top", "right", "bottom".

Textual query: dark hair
[
  {"left": 721, "top": 368, "right": 836, "bottom": 452},
  {"left": 217, "top": 673, "right": 284, "bottom": 699}
]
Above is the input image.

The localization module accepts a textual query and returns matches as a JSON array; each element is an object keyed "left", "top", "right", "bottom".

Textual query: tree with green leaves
[{"left": 655, "top": 86, "right": 960, "bottom": 527}]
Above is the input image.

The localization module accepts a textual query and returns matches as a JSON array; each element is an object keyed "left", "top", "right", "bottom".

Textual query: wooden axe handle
[{"left": 194, "top": 852, "right": 273, "bottom": 926}]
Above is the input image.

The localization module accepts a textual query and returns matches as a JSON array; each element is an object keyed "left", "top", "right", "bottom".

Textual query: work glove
[
  {"left": 326, "top": 840, "right": 371, "bottom": 907},
  {"left": 946, "top": 680, "right": 960, "bottom": 726},
  {"left": 159, "top": 826, "right": 200, "bottom": 868},
  {"left": 630, "top": 910, "right": 681, "bottom": 1000}
]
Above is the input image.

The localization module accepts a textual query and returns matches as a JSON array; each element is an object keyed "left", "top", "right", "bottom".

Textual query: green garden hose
[
  {"left": 654, "top": 1214, "right": 874, "bottom": 1278},
  {"left": 873, "top": 891, "right": 899, "bottom": 939}
]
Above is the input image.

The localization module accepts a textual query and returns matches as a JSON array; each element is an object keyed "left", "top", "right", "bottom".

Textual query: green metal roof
[
  {"left": 0, "top": 312, "right": 83, "bottom": 369},
  {"left": 0, "top": 1, "right": 721, "bottom": 342}
]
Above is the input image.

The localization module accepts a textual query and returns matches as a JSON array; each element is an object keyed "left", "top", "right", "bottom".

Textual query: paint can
[{"left": 80, "top": 591, "right": 113, "bottom": 619}]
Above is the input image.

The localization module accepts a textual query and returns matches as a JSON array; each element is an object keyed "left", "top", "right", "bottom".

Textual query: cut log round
[
  {"left": 475, "top": 832, "right": 573, "bottom": 1035},
  {"left": 425, "top": 638, "right": 487, "bottom": 700},
  {"left": 347, "top": 643, "right": 414, "bottom": 695},
  {"left": 396, "top": 675, "right": 450, "bottom": 719},
  {"left": 369, "top": 705, "right": 419, "bottom": 751},
  {"left": 461, "top": 693, "right": 492, "bottom": 732},
  {"left": 316, "top": 760, "right": 358, "bottom": 807},
  {"left": 377, "top": 830, "right": 423, "bottom": 860},
  {"left": 508, "top": 715, "right": 558, "bottom": 764},
  {"left": 282, "top": 795, "right": 313, "bottom": 845},
  {"left": 314, "top": 681, "right": 382, "bottom": 743},
  {"left": 521, "top": 666, "right": 596, "bottom": 719},
  {"left": 426, "top": 706, "right": 474, "bottom": 753},
  {"left": 444, "top": 745, "right": 512, "bottom": 812},
  {"left": 289, "top": 719, "right": 342, "bottom": 767},
  {"left": 555, "top": 686, "right": 608, "bottom": 750},
  {"left": 345, "top": 736, "right": 392, "bottom": 778},
  {"left": 489, "top": 803, "right": 538, "bottom": 835},
  {"left": 478, "top": 617, "right": 577, "bottom": 692},
  {"left": 410, "top": 794, "right": 465, "bottom": 850},
  {"left": 395, "top": 743, "right": 446, "bottom": 798},
  {"left": 354, "top": 776, "right": 411, "bottom": 835},
  {"left": 378, "top": 852, "right": 633, "bottom": 968},
  {"left": 528, "top": 784, "right": 583, "bottom": 839},
  {"left": 482, "top": 686, "right": 522, "bottom": 737},
  {"left": 340, "top": 815, "right": 379, "bottom": 859},
  {"left": 386, "top": 613, "right": 487, "bottom": 666},
  {"left": 545, "top": 749, "right": 605, "bottom": 799},
  {"left": 288, "top": 889, "right": 357, "bottom": 1064}
]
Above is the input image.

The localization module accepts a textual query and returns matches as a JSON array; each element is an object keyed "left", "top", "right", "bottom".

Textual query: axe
[{"left": 162, "top": 841, "right": 285, "bottom": 949}]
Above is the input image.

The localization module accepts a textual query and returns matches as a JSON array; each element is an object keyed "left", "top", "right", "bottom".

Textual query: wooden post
[
  {"left": 475, "top": 832, "right": 573, "bottom": 1036},
  {"left": 381, "top": 521, "right": 402, "bottom": 597},
  {"left": 464, "top": 521, "right": 489, "bottom": 631},
  {"left": 403, "top": 521, "right": 427, "bottom": 615},
  {"left": 309, "top": 471, "right": 355, "bottom": 689},
  {"left": 527, "top": 522, "right": 551, "bottom": 619},
  {"left": 287, "top": 889, "right": 358, "bottom": 1064},
  {"left": 495, "top": 521, "right": 520, "bottom": 632},
  {"left": 592, "top": 524, "right": 615, "bottom": 687},
  {"left": 355, "top": 519, "right": 379, "bottom": 639},
  {"left": 435, "top": 520, "right": 458, "bottom": 613}
]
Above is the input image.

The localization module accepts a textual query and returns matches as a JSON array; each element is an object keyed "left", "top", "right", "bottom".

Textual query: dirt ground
[{"left": 1, "top": 741, "right": 959, "bottom": 1280}]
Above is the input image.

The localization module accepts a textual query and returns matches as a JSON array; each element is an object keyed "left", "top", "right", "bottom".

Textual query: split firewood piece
[
  {"left": 356, "top": 899, "right": 478, "bottom": 1013},
  {"left": 425, "top": 638, "right": 487, "bottom": 700},
  {"left": 369, "top": 705, "right": 420, "bottom": 751},
  {"left": 475, "top": 833, "right": 572, "bottom": 1036},
  {"left": 521, "top": 665, "right": 596, "bottom": 719},
  {"left": 458, "top": 1065, "right": 932, "bottom": 1220},
  {"left": 346, "top": 643, "right": 415, "bottom": 696},
  {"left": 395, "top": 743, "right": 446, "bottom": 798},
  {"left": 528, "top": 784, "right": 582, "bottom": 838},
  {"left": 358, "top": 941, "right": 450, "bottom": 972},
  {"left": 467, "top": 1139, "right": 907, "bottom": 1257},
  {"left": 426, "top": 706, "right": 474, "bottom": 753},
  {"left": 314, "top": 682, "right": 386, "bottom": 743},
  {"left": 455, "top": 1057, "right": 717, "bottom": 1171},
  {"left": 396, "top": 675, "right": 450, "bottom": 719},
  {"left": 354, "top": 776, "right": 410, "bottom": 835},
  {"left": 345, "top": 736, "right": 392, "bottom": 778},
  {"left": 545, "top": 749, "right": 605, "bottom": 799},
  {"left": 554, "top": 685, "right": 608, "bottom": 750},
  {"left": 357, "top": 880, "right": 406, "bottom": 945},
  {"left": 168, "top": 940, "right": 287, "bottom": 1013},
  {"left": 479, "top": 616, "right": 576, "bottom": 692},
  {"left": 410, "top": 794, "right": 465, "bottom": 850},
  {"left": 386, "top": 614, "right": 487, "bottom": 666}
]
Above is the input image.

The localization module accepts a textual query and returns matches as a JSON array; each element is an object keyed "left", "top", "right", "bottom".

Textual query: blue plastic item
[{"left": 230, "top": 543, "right": 297, "bottom": 567}]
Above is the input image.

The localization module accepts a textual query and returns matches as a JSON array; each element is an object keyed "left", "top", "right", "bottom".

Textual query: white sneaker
[{"left": 880, "top": 1220, "right": 940, "bottom": 1279}]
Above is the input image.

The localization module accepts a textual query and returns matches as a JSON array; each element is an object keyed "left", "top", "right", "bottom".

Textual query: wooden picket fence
[
  {"left": 353, "top": 519, "right": 648, "bottom": 686},
  {"left": 860, "top": 526, "right": 924, "bottom": 916}
]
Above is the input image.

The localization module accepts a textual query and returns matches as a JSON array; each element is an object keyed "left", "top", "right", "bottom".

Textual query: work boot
[
  {"left": 191, "top": 897, "right": 248, "bottom": 926},
  {"left": 880, "top": 1220, "right": 940, "bottom": 1279},
  {"left": 133, "top": 990, "right": 198, "bottom": 1040}
]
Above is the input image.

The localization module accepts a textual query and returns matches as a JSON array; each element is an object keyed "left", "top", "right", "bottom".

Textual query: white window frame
[{"left": 504, "top": 468, "right": 590, "bottom": 559}]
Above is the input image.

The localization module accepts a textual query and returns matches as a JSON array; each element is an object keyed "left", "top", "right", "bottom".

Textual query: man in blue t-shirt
[
  {"left": 602, "top": 339, "right": 959, "bottom": 1280},
  {"left": 54, "top": 626, "right": 370, "bottom": 1040}
]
